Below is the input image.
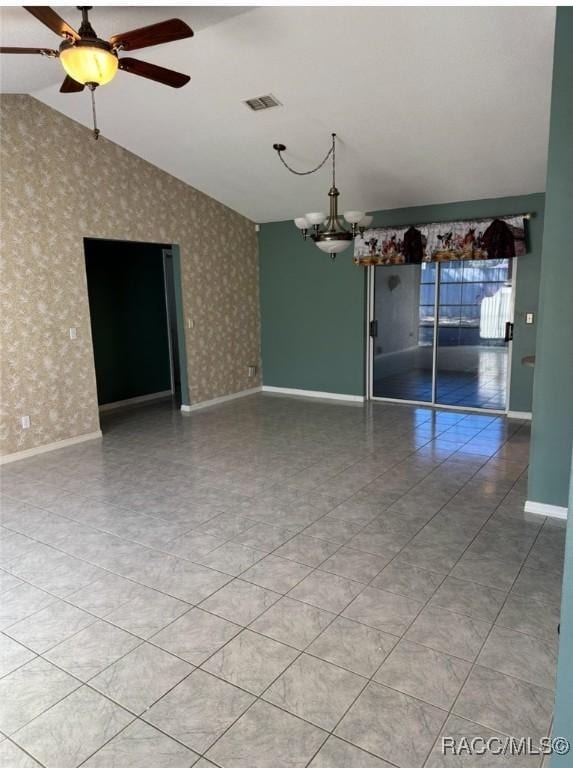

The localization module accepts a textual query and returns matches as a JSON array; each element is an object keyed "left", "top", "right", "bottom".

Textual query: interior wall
[
  {"left": 259, "top": 193, "right": 544, "bottom": 409},
  {"left": 374, "top": 266, "right": 420, "bottom": 356},
  {"left": 0, "top": 95, "right": 261, "bottom": 456},
  {"left": 552, "top": 454, "right": 573, "bottom": 766},
  {"left": 84, "top": 239, "right": 172, "bottom": 406},
  {"left": 259, "top": 221, "right": 366, "bottom": 396},
  {"left": 528, "top": 6, "right": 573, "bottom": 510}
]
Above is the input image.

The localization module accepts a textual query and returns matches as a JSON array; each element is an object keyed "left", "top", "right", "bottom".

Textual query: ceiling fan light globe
[
  {"left": 60, "top": 44, "right": 118, "bottom": 86},
  {"left": 305, "top": 212, "right": 327, "bottom": 226},
  {"left": 294, "top": 217, "right": 309, "bottom": 230},
  {"left": 359, "top": 214, "right": 373, "bottom": 228},
  {"left": 343, "top": 210, "right": 365, "bottom": 225},
  {"left": 315, "top": 238, "right": 352, "bottom": 254}
]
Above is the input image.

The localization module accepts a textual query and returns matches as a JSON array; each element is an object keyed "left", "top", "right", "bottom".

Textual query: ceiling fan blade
[
  {"left": 23, "top": 7, "right": 79, "bottom": 40},
  {"left": 110, "top": 19, "right": 193, "bottom": 52},
  {"left": 118, "top": 57, "right": 190, "bottom": 88},
  {"left": 0, "top": 46, "right": 58, "bottom": 55},
  {"left": 60, "top": 76, "right": 85, "bottom": 94}
]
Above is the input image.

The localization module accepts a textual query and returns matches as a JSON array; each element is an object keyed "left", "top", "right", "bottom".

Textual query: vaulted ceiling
[{"left": 0, "top": 6, "right": 556, "bottom": 222}]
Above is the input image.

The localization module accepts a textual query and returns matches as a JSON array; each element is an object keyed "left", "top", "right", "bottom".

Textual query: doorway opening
[
  {"left": 84, "top": 238, "right": 186, "bottom": 413},
  {"left": 367, "top": 259, "right": 515, "bottom": 413}
]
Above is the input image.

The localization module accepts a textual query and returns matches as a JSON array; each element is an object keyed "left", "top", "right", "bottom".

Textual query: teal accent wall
[
  {"left": 259, "top": 220, "right": 367, "bottom": 396},
  {"left": 540, "top": 13, "right": 573, "bottom": 760},
  {"left": 552, "top": 454, "right": 573, "bottom": 766},
  {"left": 551, "top": 452, "right": 573, "bottom": 768},
  {"left": 260, "top": 193, "right": 544, "bottom": 407},
  {"left": 85, "top": 239, "right": 172, "bottom": 405},
  {"left": 528, "top": 8, "right": 573, "bottom": 509}
]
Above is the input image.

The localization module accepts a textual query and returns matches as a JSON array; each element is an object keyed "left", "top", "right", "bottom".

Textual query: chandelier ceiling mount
[{"left": 273, "top": 133, "right": 372, "bottom": 259}]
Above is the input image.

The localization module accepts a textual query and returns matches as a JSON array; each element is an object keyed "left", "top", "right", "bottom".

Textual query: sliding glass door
[
  {"left": 435, "top": 259, "right": 513, "bottom": 409},
  {"left": 372, "top": 263, "right": 434, "bottom": 402},
  {"left": 370, "top": 258, "right": 514, "bottom": 411}
]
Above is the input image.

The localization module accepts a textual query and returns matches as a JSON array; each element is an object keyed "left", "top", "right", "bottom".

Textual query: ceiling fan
[{"left": 0, "top": 6, "right": 193, "bottom": 92}]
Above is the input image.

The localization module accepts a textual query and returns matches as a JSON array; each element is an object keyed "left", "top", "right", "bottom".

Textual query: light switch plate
[
  {"left": 525, "top": 313, "right": 535, "bottom": 324},
  {"left": 21, "top": 415, "right": 30, "bottom": 429},
  {"left": 69, "top": 327, "right": 77, "bottom": 339}
]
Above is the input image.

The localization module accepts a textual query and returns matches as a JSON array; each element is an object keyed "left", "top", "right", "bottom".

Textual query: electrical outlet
[
  {"left": 21, "top": 415, "right": 31, "bottom": 429},
  {"left": 69, "top": 327, "right": 77, "bottom": 339}
]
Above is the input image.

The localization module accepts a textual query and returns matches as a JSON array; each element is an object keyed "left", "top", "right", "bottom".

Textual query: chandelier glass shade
[{"left": 274, "top": 134, "right": 372, "bottom": 259}]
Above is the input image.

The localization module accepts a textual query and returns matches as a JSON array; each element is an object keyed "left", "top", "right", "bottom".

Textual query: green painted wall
[
  {"left": 551, "top": 454, "right": 573, "bottom": 766},
  {"left": 529, "top": 8, "right": 573, "bottom": 509},
  {"left": 85, "top": 239, "right": 172, "bottom": 405},
  {"left": 259, "top": 221, "right": 367, "bottom": 396},
  {"left": 260, "top": 193, "right": 544, "bottom": 408},
  {"left": 540, "top": 14, "right": 573, "bottom": 758}
]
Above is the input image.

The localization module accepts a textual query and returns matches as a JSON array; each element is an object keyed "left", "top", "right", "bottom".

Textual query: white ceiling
[{"left": 0, "top": 6, "right": 556, "bottom": 223}]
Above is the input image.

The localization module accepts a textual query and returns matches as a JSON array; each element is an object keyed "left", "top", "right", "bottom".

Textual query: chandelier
[{"left": 272, "top": 133, "right": 372, "bottom": 259}]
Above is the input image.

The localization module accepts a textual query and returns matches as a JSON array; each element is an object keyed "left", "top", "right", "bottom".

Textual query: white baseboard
[
  {"left": 181, "top": 386, "right": 262, "bottom": 413},
  {"left": 0, "top": 430, "right": 103, "bottom": 465},
  {"left": 507, "top": 410, "right": 532, "bottom": 420},
  {"left": 99, "top": 390, "right": 172, "bottom": 412},
  {"left": 262, "top": 386, "right": 365, "bottom": 403},
  {"left": 524, "top": 500, "right": 568, "bottom": 520}
]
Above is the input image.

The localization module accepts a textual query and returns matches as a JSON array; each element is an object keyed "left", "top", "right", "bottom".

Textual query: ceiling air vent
[{"left": 244, "top": 94, "right": 282, "bottom": 111}]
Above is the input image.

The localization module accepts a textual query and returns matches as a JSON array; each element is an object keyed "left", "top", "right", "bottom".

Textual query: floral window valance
[{"left": 353, "top": 215, "right": 527, "bottom": 267}]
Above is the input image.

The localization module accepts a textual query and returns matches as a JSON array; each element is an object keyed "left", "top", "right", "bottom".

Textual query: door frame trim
[
  {"left": 162, "top": 249, "right": 176, "bottom": 396},
  {"left": 365, "top": 265, "right": 374, "bottom": 401},
  {"left": 504, "top": 256, "right": 518, "bottom": 412},
  {"left": 164, "top": 245, "right": 190, "bottom": 407}
]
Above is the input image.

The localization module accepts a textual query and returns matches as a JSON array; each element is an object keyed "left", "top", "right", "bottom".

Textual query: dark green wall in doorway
[
  {"left": 85, "top": 239, "right": 172, "bottom": 406},
  {"left": 259, "top": 193, "right": 544, "bottom": 409}
]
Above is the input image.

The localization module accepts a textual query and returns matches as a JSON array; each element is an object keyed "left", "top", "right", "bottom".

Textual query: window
[{"left": 418, "top": 259, "right": 512, "bottom": 347}]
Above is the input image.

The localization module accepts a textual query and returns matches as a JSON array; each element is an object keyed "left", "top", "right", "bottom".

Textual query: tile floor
[{"left": 0, "top": 394, "right": 565, "bottom": 767}]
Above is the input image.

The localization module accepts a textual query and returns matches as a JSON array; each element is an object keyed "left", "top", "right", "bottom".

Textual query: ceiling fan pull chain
[{"left": 89, "top": 85, "right": 100, "bottom": 140}]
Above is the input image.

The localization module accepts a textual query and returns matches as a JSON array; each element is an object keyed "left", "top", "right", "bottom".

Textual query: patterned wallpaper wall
[{"left": 0, "top": 95, "right": 261, "bottom": 456}]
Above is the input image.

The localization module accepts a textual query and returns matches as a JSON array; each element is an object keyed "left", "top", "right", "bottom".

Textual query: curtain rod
[{"left": 365, "top": 212, "right": 534, "bottom": 230}]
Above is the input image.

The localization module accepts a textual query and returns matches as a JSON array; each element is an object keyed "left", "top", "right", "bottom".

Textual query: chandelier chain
[
  {"left": 331, "top": 133, "right": 336, "bottom": 187},
  {"left": 275, "top": 133, "right": 336, "bottom": 178}
]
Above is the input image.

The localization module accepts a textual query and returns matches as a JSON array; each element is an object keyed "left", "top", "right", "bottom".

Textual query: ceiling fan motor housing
[
  {"left": 57, "top": 7, "right": 118, "bottom": 87},
  {"left": 77, "top": 6, "right": 97, "bottom": 40}
]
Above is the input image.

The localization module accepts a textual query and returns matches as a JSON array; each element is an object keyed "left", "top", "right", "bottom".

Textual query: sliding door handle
[
  {"left": 504, "top": 321, "right": 514, "bottom": 342},
  {"left": 370, "top": 320, "right": 378, "bottom": 338}
]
